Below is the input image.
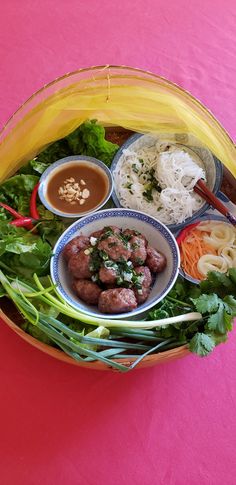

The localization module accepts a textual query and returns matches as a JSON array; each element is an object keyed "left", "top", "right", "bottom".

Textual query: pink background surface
[{"left": 0, "top": 1, "right": 236, "bottom": 484}]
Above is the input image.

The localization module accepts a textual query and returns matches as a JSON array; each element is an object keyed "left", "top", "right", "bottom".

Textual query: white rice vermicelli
[{"left": 113, "top": 141, "right": 206, "bottom": 225}]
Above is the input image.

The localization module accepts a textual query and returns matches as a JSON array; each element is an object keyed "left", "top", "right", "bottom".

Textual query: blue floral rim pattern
[{"left": 50, "top": 209, "right": 180, "bottom": 319}]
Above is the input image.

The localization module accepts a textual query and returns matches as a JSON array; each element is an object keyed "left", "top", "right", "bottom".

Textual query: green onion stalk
[{"left": 0, "top": 270, "right": 200, "bottom": 372}]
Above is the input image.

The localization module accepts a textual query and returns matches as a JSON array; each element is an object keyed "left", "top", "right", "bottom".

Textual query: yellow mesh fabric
[{"left": 0, "top": 66, "right": 235, "bottom": 182}]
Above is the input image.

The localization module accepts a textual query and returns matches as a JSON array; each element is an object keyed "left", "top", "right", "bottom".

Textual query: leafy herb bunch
[{"left": 149, "top": 269, "right": 236, "bottom": 356}]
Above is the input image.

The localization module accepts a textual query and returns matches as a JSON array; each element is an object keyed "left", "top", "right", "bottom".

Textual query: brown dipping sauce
[{"left": 46, "top": 161, "right": 109, "bottom": 214}]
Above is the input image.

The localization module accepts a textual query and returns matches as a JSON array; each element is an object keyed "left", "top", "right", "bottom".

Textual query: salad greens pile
[
  {"left": 0, "top": 174, "right": 40, "bottom": 220},
  {"left": 0, "top": 120, "right": 235, "bottom": 371},
  {"left": 0, "top": 222, "right": 51, "bottom": 279}
]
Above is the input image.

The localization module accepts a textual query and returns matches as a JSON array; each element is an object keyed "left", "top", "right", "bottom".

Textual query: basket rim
[
  {"left": 1, "top": 64, "right": 230, "bottom": 369},
  {"left": 0, "top": 307, "right": 190, "bottom": 370}
]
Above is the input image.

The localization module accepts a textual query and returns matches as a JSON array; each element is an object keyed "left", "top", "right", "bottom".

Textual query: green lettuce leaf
[
  {"left": 21, "top": 321, "right": 54, "bottom": 345},
  {"left": 37, "top": 205, "right": 66, "bottom": 246},
  {"left": 69, "top": 325, "right": 110, "bottom": 351},
  {"left": 0, "top": 222, "right": 51, "bottom": 280},
  {"left": 66, "top": 120, "right": 119, "bottom": 166},
  {"left": 0, "top": 174, "right": 39, "bottom": 216}
]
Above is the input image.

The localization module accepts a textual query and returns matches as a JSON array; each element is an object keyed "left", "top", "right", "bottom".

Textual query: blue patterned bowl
[
  {"left": 50, "top": 208, "right": 180, "bottom": 319},
  {"left": 111, "top": 133, "right": 223, "bottom": 232}
]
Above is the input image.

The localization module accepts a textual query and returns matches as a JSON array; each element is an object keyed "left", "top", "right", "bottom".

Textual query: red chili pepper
[
  {"left": 0, "top": 202, "right": 23, "bottom": 219},
  {"left": 176, "top": 222, "right": 200, "bottom": 246},
  {"left": 30, "top": 182, "right": 40, "bottom": 219},
  {"left": 10, "top": 217, "right": 34, "bottom": 228}
]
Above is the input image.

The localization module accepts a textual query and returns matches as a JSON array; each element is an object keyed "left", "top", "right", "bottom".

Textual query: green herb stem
[{"left": 166, "top": 295, "right": 192, "bottom": 308}]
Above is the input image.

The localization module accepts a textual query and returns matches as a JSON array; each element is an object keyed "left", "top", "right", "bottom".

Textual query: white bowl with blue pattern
[
  {"left": 111, "top": 133, "right": 223, "bottom": 232},
  {"left": 50, "top": 208, "right": 180, "bottom": 319}
]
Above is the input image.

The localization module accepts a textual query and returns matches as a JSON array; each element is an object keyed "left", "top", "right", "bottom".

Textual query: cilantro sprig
[{"left": 148, "top": 270, "right": 236, "bottom": 358}]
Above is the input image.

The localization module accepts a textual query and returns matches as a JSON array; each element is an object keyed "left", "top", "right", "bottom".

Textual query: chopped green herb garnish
[
  {"left": 99, "top": 227, "right": 114, "bottom": 240},
  {"left": 99, "top": 250, "right": 109, "bottom": 261},
  {"left": 147, "top": 169, "right": 162, "bottom": 193},
  {"left": 124, "top": 183, "right": 132, "bottom": 190},
  {"left": 118, "top": 233, "right": 130, "bottom": 247},
  {"left": 120, "top": 233, "right": 132, "bottom": 243},
  {"left": 132, "top": 164, "right": 139, "bottom": 174},
  {"left": 89, "top": 247, "right": 102, "bottom": 272},
  {"left": 104, "top": 260, "right": 118, "bottom": 270},
  {"left": 143, "top": 187, "right": 153, "bottom": 202}
]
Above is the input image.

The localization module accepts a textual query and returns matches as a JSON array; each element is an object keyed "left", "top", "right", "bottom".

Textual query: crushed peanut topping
[
  {"left": 58, "top": 177, "right": 90, "bottom": 205},
  {"left": 82, "top": 188, "right": 90, "bottom": 199}
]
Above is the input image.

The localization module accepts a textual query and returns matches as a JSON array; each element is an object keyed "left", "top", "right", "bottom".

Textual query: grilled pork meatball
[
  {"left": 63, "top": 236, "right": 90, "bottom": 261},
  {"left": 89, "top": 229, "right": 104, "bottom": 239},
  {"left": 98, "top": 235, "right": 131, "bottom": 262},
  {"left": 146, "top": 246, "right": 167, "bottom": 273},
  {"left": 99, "top": 266, "right": 117, "bottom": 285},
  {"left": 98, "top": 288, "right": 137, "bottom": 314},
  {"left": 73, "top": 279, "right": 102, "bottom": 305},
  {"left": 123, "top": 229, "right": 148, "bottom": 246},
  {"left": 134, "top": 286, "right": 150, "bottom": 304},
  {"left": 68, "top": 250, "right": 92, "bottom": 279},
  {"left": 134, "top": 266, "right": 152, "bottom": 288},
  {"left": 90, "top": 226, "right": 121, "bottom": 239},
  {"left": 130, "top": 236, "right": 147, "bottom": 266},
  {"left": 133, "top": 266, "right": 152, "bottom": 304}
]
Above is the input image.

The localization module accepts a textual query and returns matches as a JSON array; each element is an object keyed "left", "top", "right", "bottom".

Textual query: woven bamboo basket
[{"left": 0, "top": 66, "right": 235, "bottom": 370}]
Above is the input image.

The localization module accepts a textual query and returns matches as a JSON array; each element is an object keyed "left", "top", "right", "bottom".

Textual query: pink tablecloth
[{"left": 0, "top": 1, "right": 236, "bottom": 484}]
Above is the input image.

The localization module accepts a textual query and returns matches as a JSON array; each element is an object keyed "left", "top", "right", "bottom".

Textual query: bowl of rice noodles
[
  {"left": 0, "top": 65, "right": 236, "bottom": 370},
  {"left": 111, "top": 132, "right": 223, "bottom": 231}
]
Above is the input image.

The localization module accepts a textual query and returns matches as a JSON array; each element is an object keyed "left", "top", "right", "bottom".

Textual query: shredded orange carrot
[{"left": 180, "top": 228, "right": 217, "bottom": 280}]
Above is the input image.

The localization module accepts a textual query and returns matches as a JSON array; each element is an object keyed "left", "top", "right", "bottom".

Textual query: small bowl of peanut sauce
[{"left": 38, "top": 156, "right": 113, "bottom": 218}]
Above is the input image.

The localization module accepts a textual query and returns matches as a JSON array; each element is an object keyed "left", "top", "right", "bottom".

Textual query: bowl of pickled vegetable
[{"left": 177, "top": 214, "right": 236, "bottom": 284}]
